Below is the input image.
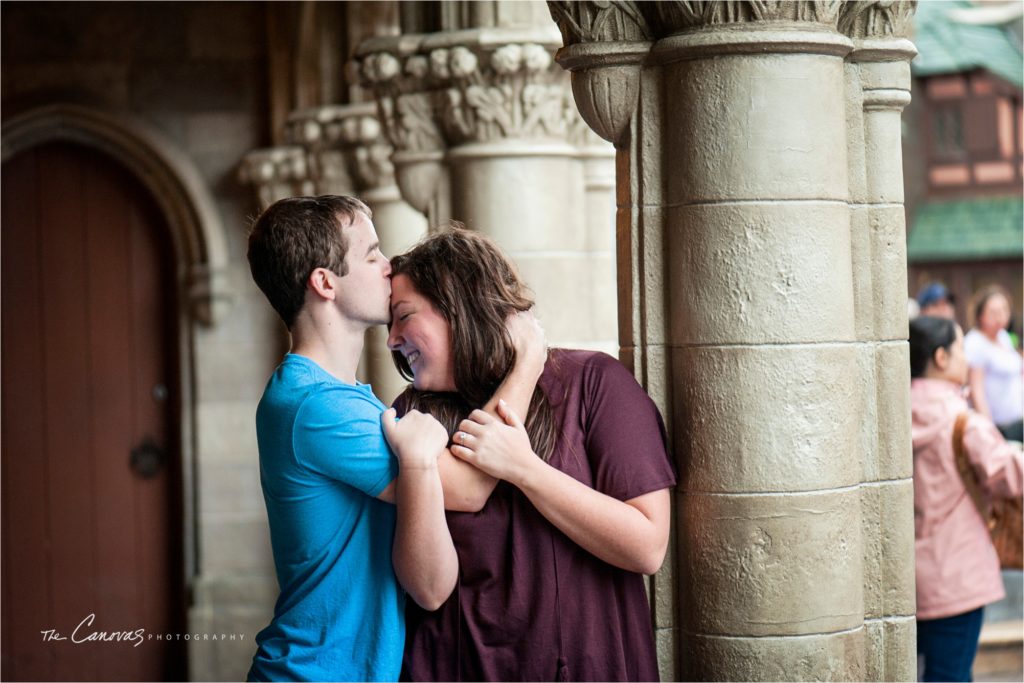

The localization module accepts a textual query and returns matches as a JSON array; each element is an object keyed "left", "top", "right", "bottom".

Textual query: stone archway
[
  {"left": 1, "top": 103, "right": 233, "bottom": 602},
  {"left": 2, "top": 103, "right": 231, "bottom": 324}
]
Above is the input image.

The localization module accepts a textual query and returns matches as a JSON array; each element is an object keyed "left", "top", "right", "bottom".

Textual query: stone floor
[{"left": 975, "top": 571, "right": 1023, "bottom": 683}]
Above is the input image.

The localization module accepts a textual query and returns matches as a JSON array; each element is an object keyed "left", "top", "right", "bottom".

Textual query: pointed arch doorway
[{"left": 2, "top": 141, "right": 187, "bottom": 680}]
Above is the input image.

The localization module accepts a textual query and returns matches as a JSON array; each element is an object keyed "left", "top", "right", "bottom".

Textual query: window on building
[{"left": 932, "top": 105, "right": 966, "bottom": 161}]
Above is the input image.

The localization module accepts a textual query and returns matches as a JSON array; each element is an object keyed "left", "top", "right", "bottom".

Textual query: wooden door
[{"left": 1, "top": 142, "right": 185, "bottom": 681}]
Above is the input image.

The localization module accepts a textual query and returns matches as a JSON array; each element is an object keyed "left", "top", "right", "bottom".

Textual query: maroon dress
[{"left": 399, "top": 349, "right": 677, "bottom": 682}]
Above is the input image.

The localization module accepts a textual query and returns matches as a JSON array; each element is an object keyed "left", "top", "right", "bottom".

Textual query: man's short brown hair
[{"left": 247, "top": 195, "right": 372, "bottom": 329}]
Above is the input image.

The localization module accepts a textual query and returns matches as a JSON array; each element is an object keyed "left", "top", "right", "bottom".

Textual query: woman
[
  {"left": 910, "top": 316, "right": 1023, "bottom": 682},
  {"left": 965, "top": 286, "right": 1023, "bottom": 442},
  {"left": 386, "top": 228, "right": 676, "bottom": 681}
]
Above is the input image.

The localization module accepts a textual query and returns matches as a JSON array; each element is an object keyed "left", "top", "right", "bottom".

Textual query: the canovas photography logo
[{"left": 40, "top": 613, "right": 246, "bottom": 647}]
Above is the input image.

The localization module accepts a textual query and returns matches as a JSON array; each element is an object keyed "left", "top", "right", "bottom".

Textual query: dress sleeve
[
  {"left": 964, "top": 412, "right": 1024, "bottom": 500},
  {"left": 582, "top": 353, "right": 677, "bottom": 502},
  {"left": 293, "top": 386, "right": 398, "bottom": 497},
  {"left": 963, "top": 331, "right": 989, "bottom": 370}
]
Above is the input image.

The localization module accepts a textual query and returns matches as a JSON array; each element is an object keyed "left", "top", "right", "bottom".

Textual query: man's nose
[{"left": 382, "top": 258, "right": 392, "bottom": 277}]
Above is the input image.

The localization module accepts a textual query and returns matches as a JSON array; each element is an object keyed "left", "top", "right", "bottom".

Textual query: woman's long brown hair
[{"left": 389, "top": 227, "right": 557, "bottom": 462}]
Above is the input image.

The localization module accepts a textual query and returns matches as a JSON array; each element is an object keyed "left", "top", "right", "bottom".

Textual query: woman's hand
[
  {"left": 450, "top": 400, "right": 539, "bottom": 485},
  {"left": 453, "top": 400, "right": 671, "bottom": 575}
]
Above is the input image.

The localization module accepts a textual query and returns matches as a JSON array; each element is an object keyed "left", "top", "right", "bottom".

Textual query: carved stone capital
[
  {"left": 547, "top": 3, "right": 654, "bottom": 147},
  {"left": 356, "top": 35, "right": 449, "bottom": 156},
  {"left": 237, "top": 146, "right": 314, "bottom": 209},
  {"left": 438, "top": 41, "right": 576, "bottom": 145},
  {"left": 286, "top": 103, "right": 397, "bottom": 194},
  {"left": 838, "top": 0, "right": 916, "bottom": 41},
  {"left": 357, "top": 29, "right": 583, "bottom": 148},
  {"left": 548, "top": 1, "right": 652, "bottom": 45},
  {"left": 647, "top": 0, "right": 844, "bottom": 33}
]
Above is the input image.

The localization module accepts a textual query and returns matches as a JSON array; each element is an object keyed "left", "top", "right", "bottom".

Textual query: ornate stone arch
[{"left": 1, "top": 103, "right": 232, "bottom": 324}]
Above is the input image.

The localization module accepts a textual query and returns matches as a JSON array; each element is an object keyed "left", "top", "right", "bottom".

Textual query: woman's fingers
[
  {"left": 453, "top": 429, "right": 476, "bottom": 448},
  {"left": 496, "top": 399, "right": 524, "bottom": 429},
  {"left": 458, "top": 414, "right": 490, "bottom": 437}
]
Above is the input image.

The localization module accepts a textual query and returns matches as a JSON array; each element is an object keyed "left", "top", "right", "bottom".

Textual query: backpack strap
[{"left": 953, "top": 411, "right": 992, "bottom": 528}]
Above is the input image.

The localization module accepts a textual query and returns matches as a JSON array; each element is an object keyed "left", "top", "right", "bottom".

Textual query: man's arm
[
  {"left": 437, "top": 311, "right": 547, "bottom": 512},
  {"left": 381, "top": 408, "right": 458, "bottom": 610}
]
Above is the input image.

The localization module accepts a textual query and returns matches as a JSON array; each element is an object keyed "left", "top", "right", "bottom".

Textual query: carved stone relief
[
  {"left": 358, "top": 36, "right": 578, "bottom": 149},
  {"left": 838, "top": 0, "right": 916, "bottom": 40},
  {"left": 237, "top": 146, "right": 313, "bottom": 209},
  {"left": 547, "top": 1, "right": 652, "bottom": 45},
  {"left": 649, "top": 0, "right": 843, "bottom": 32}
]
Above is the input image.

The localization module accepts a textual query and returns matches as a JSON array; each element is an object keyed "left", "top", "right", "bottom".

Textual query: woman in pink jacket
[{"left": 910, "top": 316, "right": 1023, "bottom": 682}]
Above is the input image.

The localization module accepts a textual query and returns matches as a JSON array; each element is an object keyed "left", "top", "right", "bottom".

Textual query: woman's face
[
  {"left": 387, "top": 274, "right": 456, "bottom": 392},
  {"left": 934, "top": 325, "right": 968, "bottom": 386},
  {"left": 978, "top": 293, "right": 1010, "bottom": 335}
]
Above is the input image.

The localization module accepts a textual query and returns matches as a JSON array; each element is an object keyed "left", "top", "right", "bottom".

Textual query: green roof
[
  {"left": 907, "top": 197, "right": 1024, "bottom": 263},
  {"left": 913, "top": 0, "right": 1023, "bottom": 88}
]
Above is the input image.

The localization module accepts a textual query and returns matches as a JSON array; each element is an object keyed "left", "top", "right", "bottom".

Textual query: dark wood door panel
[{"left": 2, "top": 142, "right": 184, "bottom": 681}]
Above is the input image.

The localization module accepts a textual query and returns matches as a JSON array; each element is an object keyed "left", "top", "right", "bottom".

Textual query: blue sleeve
[{"left": 293, "top": 386, "right": 398, "bottom": 497}]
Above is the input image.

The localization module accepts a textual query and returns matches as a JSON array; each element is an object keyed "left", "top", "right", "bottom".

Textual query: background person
[
  {"left": 917, "top": 281, "right": 957, "bottom": 319},
  {"left": 387, "top": 228, "right": 676, "bottom": 681},
  {"left": 965, "top": 286, "right": 1024, "bottom": 442},
  {"left": 910, "top": 315, "right": 1023, "bottom": 682}
]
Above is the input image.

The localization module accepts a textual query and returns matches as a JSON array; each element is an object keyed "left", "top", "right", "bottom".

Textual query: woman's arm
[
  {"left": 437, "top": 311, "right": 547, "bottom": 512},
  {"left": 967, "top": 367, "right": 991, "bottom": 419},
  {"left": 382, "top": 408, "right": 459, "bottom": 609},
  {"left": 452, "top": 402, "right": 672, "bottom": 574},
  {"left": 965, "top": 413, "right": 1024, "bottom": 499}
]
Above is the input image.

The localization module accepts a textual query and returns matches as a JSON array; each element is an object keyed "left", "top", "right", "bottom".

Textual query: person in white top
[{"left": 964, "top": 285, "right": 1024, "bottom": 442}]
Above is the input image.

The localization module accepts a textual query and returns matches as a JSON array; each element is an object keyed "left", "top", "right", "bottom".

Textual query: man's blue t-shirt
[{"left": 248, "top": 354, "right": 402, "bottom": 682}]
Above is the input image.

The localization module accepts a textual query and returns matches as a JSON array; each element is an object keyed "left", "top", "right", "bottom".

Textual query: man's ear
[{"left": 307, "top": 267, "right": 336, "bottom": 301}]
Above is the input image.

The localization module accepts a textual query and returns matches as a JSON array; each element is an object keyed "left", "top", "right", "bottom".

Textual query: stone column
[
  {"left": 358, "top": 12, "right": 618, "bottom": 352},
  {"left": 549, "top": 1, "right": 918, "bottom": 680},
  {"left": 840, "top": 3, "right": 919, "bottom": 680},
  {"left": 575, "top": 126, "right": 618, "bottom": 356}
]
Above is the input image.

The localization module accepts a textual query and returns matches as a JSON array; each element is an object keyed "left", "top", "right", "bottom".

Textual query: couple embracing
[{"left": 245, "top": 195, "right": 676, "bottom": 682}]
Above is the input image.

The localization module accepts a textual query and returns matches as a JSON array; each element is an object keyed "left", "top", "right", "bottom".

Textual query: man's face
[
  {"left": 921, "top": 299, "right": 955, "bottom": 320},
  {"left": 334, "top": 212, "right": 392, "bottom": 326}
]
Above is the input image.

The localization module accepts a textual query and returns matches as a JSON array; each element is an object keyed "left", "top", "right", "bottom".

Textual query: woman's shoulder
[
  {"left": 545, "top": 349, "right": 652, "bottom": 404},
  {"left": 548, "top": 348, "right": 631, "bottom": 380}
]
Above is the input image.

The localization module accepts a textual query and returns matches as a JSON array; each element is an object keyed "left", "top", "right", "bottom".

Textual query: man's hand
[
  {"left": 382, "top": 408, "right": 448, "bottom": 470},
  {"left": 507, "top": 309, "right": 547, "bottom": 378}
]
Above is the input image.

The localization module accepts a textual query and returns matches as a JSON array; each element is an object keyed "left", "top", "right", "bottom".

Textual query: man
[
  {"left": 245, "top": 196, "right": 543, "bottom": 681},
  {"left": 917, "top": 282, "right": 956, "bottom": 320}
]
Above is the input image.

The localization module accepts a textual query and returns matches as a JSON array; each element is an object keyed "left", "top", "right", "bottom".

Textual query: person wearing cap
[{"left": 918, "top": 282, "right": 956, "bottom": 320}]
